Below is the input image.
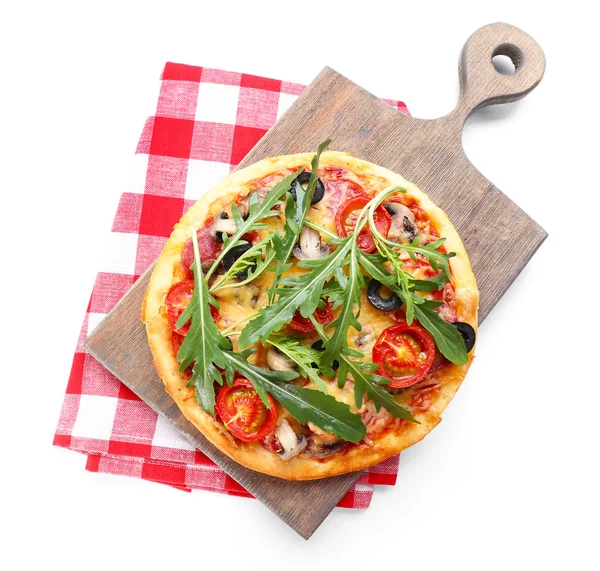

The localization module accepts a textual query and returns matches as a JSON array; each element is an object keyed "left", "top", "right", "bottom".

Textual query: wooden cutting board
[{"left": 84, "top": 23, "right": 546, "bottom": 539}]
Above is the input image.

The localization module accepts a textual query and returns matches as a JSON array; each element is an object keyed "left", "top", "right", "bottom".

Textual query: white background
[{"left": 2, "top": 1, "right": 599, "bottom": 569}]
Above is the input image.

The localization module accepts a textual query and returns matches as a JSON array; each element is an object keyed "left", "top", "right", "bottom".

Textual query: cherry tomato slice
[
  {"left": 165, "top": 281, "right": 219, "bottom": 336},
  {"left": 372, "top": 323, "right": 435, "bottom": 388},
  {"left": 335, "top": 197, "right": 391, "bottom": 253},
  {"left": 216, "top": 379, "right": 278, "bottom": 442},
  {"left": 289, "top": 299, "right": 334, "bottom": 333},
  {"left": 165, "top": 280, "right": 194, "bottom": 335}
]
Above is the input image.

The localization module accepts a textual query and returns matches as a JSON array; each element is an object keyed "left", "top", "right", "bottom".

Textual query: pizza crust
[{"left": 143, "top": 151, "right": 479, "bottom": 480}]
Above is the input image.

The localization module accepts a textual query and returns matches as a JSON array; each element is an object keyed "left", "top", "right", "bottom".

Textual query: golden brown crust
[{"left": 143, "top": 151, "right": 479, "bottom": 480}]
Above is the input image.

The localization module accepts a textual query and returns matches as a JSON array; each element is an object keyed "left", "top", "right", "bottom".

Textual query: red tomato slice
[
  {"left": 216, "top": 379, "right": 278, "bottom": 442},
  {"left": 289, "top": 299, "right": 334, "bottom": 333},
  {"left": 165, "top": 280, "right": 219, "bottom": 336},
  {"left": 372, "top": 323, "right": 435, "bottom": 388},
  {"left": 165, "top": 280, "right": 194, "bottom": 335},
  {"left": 171, "top": 331, "right": 185, "bottom": 356},
  {"left": 335, "top": 197, "right": 391, "bottom": 253}
]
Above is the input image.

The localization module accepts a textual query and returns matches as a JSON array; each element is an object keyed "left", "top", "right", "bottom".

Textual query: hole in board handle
[{"left": 491, "top": 43, "right": 523, "bottom": 76}]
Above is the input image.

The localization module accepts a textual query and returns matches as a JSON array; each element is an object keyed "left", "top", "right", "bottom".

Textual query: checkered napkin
[{"left": 53, "top": 62, "right": 410, "bottom": 508}]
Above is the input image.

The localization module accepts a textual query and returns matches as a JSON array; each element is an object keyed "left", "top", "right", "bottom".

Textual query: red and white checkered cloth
[{"left": 54, "top": 62, "right": 410, "bottom": 508}]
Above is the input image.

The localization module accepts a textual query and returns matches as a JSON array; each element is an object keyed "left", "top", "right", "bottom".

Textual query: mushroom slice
[
  {"left": 305, "top": 436, "right": 344, "bottom": 459},
  {"left": 383, "top": 202, "right": 419, "bottom": 243},
  {"left": 267, "top": 346, "right": 299, "bottom": 374},
  {"left": 292, "top": 226, "right": 330, "bottom": 261},
  {"left": 276, "top": 419, "right": 307, "bottom": 461},
  {"left": 238, "top": 187, "right": 269, "bottom": 219},
  {"left": 209, "top": 212, "right": 237, "bottom": 241}
]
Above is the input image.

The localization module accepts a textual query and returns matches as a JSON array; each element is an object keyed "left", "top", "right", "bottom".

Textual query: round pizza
[{"left": 142, "top": 141, "right": 479, "bottom": 480}]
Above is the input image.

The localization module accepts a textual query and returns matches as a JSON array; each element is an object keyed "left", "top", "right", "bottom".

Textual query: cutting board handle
[{"left": 451, "top": 22, "right": 545, "bottom": 121}]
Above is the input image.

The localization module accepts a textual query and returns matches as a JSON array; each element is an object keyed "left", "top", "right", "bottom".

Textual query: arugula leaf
[
  {"left": 209, "top": 237, "right": 275, "bottom": 293},
  {"left": 408, "top": 273, "right": 448, "bottom": 292},
  {"left": 222, "top": 350, "right": 366, "bottom": 443},
  {"left": 413, "top": 300, "right": 468, "bottom": 365},
  {"left": 338, "top": 355, "right": 417, "bottom": 423},
  {"left": 393, "top": 236, "right": 456, "bottom": 283},
  {"left": 270, "top": 139, "right": 331, "bottom": 301},
  {"left": 267, "top": 334, "right": 329, "bottom": 393},
  {"left": 238, "top": 237, "right": 354, "bottom": 348},
  {"left": 321, "top": 240, "right": 364, "bottom": 367},
  {"left": 366, "top": 215, "right": 418, "bottom": 323},
  {"left": 204, "top": 170, "right": 299, "bottom": 282},
  {"left": 176, "top": 231, "right": 232, "bottom": 415}
]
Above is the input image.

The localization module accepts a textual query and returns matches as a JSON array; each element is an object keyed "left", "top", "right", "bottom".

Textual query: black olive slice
[
  {"left": 289, "top": 171, "right": 325, "bottom": 204},
  {"left": 367, "top": 279, "right": 403, "bottom": 312},
  {"left": 222, "top": 244, "right": 256, "bottom": 280},
  {"left": 452, "top": 321, "right": 476, "bottom": 353},
  {"left": 310, "top": 340, "right": 339, "bottom": 371}
]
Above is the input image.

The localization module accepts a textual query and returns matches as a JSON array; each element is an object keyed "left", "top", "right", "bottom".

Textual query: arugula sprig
[
  {"left": 269, "top": 139, "right": 331, "bottom": 301},
  {"left": 176, "top": 231, "right": 232, "bottom": 415},
  {"left": 177, "top": 229, "right": 366, "bottom": 442},
  {"left": 320, "top": 239, "right": 365, "bottom": 369},
  {"left": 209, "top": 236, "right": 274, "bottom": 293},
  {"left": 238, "top": 236, "right": 355, "bottom": 348},
  {"left": 338, "top": 356, "right": 417, "bottom": 423},
  {"left": 204, "top": 170, "right": 300, "bottom": 282},
  {"left": 310, "top": 317, "right": 417, "bottom": 423},
  {"left": 266, "top": 334, "right": 328, "bottom": 392}
]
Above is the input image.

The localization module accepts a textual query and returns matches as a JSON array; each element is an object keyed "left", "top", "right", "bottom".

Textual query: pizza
[{"left": 142, "top": 142, "right": 479, "bottom": 480}]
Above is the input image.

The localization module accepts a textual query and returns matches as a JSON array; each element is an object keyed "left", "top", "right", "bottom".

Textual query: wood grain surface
[{"left": 84, "top": 23, "right": 546, "bottom": 539}]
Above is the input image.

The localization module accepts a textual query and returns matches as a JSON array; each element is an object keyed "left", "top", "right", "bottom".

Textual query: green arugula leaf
[
  {"left": 176, "top": 231, "right": 232, "bottom": 415},
  {"left": 413, "top": 300, "right": 468, "bottom": 365},
  {"left": 269, "top": 139, "right": 331, "bottom": 302},
  {"left": 321, "top": 240, "right": 364, "bottom": 367},
  {"left": 366, "top": 215, "right": 417, "bottom": 323},
  {"left": 408, "top": 273, "right": 448, "bottom": 292},
  {"left": 338, "top": 355, "right": 418, "bottom": 423},
  {"left": 204, "top": 170, "right": 300, "bottom": 282},
  {"left": 238, "top": 236, "right": 354, "bottom": 348},
  {"left": 222, "top": 350, "right": 366, "bottom": 443},
  {"left": 394, "top": 237, "right": 456, "bottom": 283},
  {"left": 267, "top": 334, "right": 329, "bottom": 393},
  {"left": 209, "top": 237, "right": 275, "bottom": 293}
]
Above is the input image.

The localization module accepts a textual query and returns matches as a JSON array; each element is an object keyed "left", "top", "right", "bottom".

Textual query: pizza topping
[
  {"left": 292, "top": 226, "right": 330, "bottom": 260},
  {"left": 216, "top": 379, "right": 278, "bottom": 442},
  {"left": 360, "top": 400, "right": 394, "bottom": 437},
  {"left": 210, "top": 211, "right": 237, "bottom": 241},
  {"left": 290, "top": 171, "right": 325, "bottom": 205},
  {"left": 305, "top": 425, "right": 344, "bottom": 458},
  {"left": 311, "top": 340, "right": 339, "bottom": 371},
  {"left": 366, "top": 279, "right": 403, "bottom": 312},
  {"left": 267, "top": 345, "right": 299, "bottom": 374},
  {"left": 335, "top": 197, "right": 392, "bottom": 253},
  {"left": 452, "top": 321, "right": 476, "bottom": 352},
  {"left": 165, "top": 280, "right": 194, "bottom": 335},
  {"left": 383, "top": 201, "right": 419, "bottom": 243},
  {"left": 181, "top": 228, "right": 223, "bottom": 278},
  {"left": 238, "top": 188, "right": 268, "bottom": 219},
  {"left": 372, "top": 323, "right": 435, "bottom": 388},
  {"left": 275, "top": 419, "right": 308, "bottom": 460},
  {"left": 222, "top": 244, "right": 256, "bottom": 280},
  {"left": 289, "top": 298, "right": 334, "bottom": 333}
]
